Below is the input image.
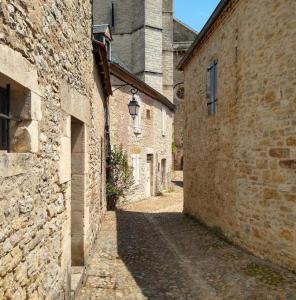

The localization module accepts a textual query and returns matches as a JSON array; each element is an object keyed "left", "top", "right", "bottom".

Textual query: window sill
[
  {"left": 0, "top": 152, "right": 33, "bottom": 177},
  {"left": 133, "top": 127, "right": 142, "bottom": 135}
]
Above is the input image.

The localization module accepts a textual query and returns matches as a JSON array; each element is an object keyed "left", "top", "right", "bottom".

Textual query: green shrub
[{"left": 107, "top": 146, "right": 134, "bottom": 210}]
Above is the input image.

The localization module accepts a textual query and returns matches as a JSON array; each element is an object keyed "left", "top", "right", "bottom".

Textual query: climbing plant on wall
[{"left": 107, "top": 146, "right": 134, "bottom": 210}]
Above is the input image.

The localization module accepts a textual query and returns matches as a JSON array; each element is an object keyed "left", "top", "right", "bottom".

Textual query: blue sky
[{"left": 174, "top": 0, "right": 220, "bottom": 32}]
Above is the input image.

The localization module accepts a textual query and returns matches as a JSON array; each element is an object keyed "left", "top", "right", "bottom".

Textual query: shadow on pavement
[
  {"left": 115, "top": 210, "right": 201, "bottom": 299},
  {"left": 115, "top": 209, "right": 296, "bottom": 299},
  {"left": 172, "top": 180, "right": 183, "bottom": 188}
]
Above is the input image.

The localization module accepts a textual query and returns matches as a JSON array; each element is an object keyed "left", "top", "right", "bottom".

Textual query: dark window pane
[{"left": 0, "top": 85, "right": 10, "bottom": 151}]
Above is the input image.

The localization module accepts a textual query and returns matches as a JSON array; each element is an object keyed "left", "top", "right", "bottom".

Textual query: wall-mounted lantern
[{"left": 128, "top": 88, "right": 140, "bottom": 120}]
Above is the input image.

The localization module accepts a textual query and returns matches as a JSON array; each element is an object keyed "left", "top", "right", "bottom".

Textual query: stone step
[{"left": 71, "top": 266, "right": 86, "bottom": 300}]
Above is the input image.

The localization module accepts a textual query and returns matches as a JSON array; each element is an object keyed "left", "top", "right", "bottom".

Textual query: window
[
  {"left": 176, "top": 87, "right": 185, "bottom": 100},
  {"left": 146, "top": 109, "right": 151, "bottom": 120},
  {"left": 161, "top": 106, "right": 166, "bottom": 136},
  {"left": 207, "top": 60, "right": 218, "bottom": 115},
  {"left": 133, "top": 96, "right": 142, "bottom": 134},
  {"left": 132, "top": 154, "right": 140, "bottom": 185},
  {"left": 111, "top": 2, "right": 115, "bottom": 27},
  {"left": 0, "top": 85, "right": 10, "bottom": 151}
]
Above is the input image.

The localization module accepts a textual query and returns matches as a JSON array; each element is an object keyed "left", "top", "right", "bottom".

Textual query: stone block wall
[
  {"left": 0, "top": 1, "right": 107, "bottom": 298},
  {"left": 93, "top": 0, "right": 175, "bottom": 97},
  {"left": 162, "top": 0, "right": 174, "bottom": 101},
  {"left": 109, "top": 75, "right": 173, "bottom": 204},
  {"left": 183, "top": 0, "right": 296, "bottom": 272},
  {"left": 173, "top": 20, "right": 197, "bottom": 170}
]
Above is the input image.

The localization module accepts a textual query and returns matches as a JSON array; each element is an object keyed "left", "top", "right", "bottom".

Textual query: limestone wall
[
  {"left": 0, "top": 1, "right": 107, "bottom": 298},
  {"left": 183, "top": 0, "right": 296, "bottom": 272},
  {"left": 109, "top": 75, "right": 173, "bottom": 204},
  {"left": 173, "top": 20, "right": 196, "bottom": 170},
  {"left": 93, "top": 0, "right": 175, "bottom": 98}
]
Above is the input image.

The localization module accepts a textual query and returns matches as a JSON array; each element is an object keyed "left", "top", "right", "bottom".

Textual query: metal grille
[{"left": 0, "top": 84, "right": 10, "bottom": 151}]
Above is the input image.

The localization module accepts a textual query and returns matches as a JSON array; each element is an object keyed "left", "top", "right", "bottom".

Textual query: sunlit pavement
[{"left": 77, "top": 177, "right": 296, "bottom": 300}]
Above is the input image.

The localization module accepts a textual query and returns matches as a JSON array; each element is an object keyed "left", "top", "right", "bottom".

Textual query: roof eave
[
  {"left": 110, "top": 62, "right": 176, "bottom": 112},
  {"left": 93, "top": 40, "right": 113, "bottom": 98}
]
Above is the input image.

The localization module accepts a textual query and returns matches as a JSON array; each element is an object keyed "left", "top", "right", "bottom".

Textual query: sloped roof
[
  {"left": 93, "top": 24, "right": 113, "bottom": 41},
  {"left": 110, "top": 62, "right": 176, "bottom": 112},
  {"left": 173, "top": 18, "right": 198, "bottom": 43},
  {"left": 93, "top": 40, "right": 113, "bottom": 97}
]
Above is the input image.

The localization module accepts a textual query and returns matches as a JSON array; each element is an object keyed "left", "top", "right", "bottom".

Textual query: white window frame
[
  {"left": 161, "top": 106, "right": 167, "bottom": 136},
  {"left": 133, "top": 95, "right": 142, "bottom": 134},
  {"left": 132, "top": 154, "right": 140, "bottom": 185}
]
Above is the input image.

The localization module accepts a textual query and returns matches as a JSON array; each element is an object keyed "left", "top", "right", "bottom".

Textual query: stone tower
[
  {"left": 173, "top": 19, "right": 197, "bottom": 170},
  {"left": 93, "top": 0, "right": 174, "bottom": 100}
]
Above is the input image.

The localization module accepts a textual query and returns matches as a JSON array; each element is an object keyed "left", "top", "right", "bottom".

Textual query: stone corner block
[
  {"left": 59, "top": 136, "right": 71, "bottom": 184},
  {"left": 11, "top": 120, "right": 39, "bottom": 153}
]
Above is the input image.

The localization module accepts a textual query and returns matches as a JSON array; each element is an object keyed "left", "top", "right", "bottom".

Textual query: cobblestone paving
[{"left": 77, "top": 179, "right": 296, "bottom": 300}]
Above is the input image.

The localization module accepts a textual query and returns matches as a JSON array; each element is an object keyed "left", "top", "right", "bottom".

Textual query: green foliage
[
  {"left": 172, "top": 140, "right": 177, "bottom": 154},
  {"left": 107, "top": 146, "right": 134, "bottom": 210},
  {"left": 167, "top": 187, "right": 174, "bottom": 193},
  {"left": 242, "top": 263, "right": 285, "bottom": 286}
]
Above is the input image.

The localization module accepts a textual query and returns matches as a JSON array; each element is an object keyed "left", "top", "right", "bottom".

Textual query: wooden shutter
[
  {"left": 213, "top": 60, "right": 218, "bottom": 114},
  {"left": 208, "top": 60, "right": 218, "bottom": 115}
]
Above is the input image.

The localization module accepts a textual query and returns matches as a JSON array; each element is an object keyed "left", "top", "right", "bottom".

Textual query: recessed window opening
[
  {"left": 0, "top": 75, "right": 32, "bottom": 153},
  {"left": 111, "top": 2, "right": 115, "bottom": 27},
  {"left": 146, "top": 109, "right": 151, "bottom": 119},
  {"left": 0, "top": 84, "right": 10, "bottom": 151}
]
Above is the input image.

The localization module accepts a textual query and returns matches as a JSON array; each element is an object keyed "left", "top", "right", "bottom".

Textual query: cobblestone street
[{"left": 77, "top": 178, "right": 296, "bottom": 300}]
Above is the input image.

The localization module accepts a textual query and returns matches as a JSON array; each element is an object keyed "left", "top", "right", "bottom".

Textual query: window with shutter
[
  {"left": 207, "top": 60, "right": 218, "bottom": 115},
  {"left": 161, "top": 106, "right": 166, "bottom": 136}
]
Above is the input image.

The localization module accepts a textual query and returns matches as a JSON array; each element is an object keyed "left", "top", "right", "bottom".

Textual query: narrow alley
[{"left": 77, "top": 175, "right": 296, "bottom": 300}]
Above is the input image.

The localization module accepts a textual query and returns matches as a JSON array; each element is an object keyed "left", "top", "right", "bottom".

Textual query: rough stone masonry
[
  {"left": 0, "top": 0, "right": 109, "bottom": 299},
  {"left": 181, "top": 0, "right": 296, "bottom": 273}
]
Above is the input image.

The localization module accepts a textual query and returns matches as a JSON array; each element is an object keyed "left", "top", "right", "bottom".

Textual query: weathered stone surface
[
  {"left": 93, "top": 0, "right": 174, "bottom": 98},
  {"left": 11, "top": 120, "right": 39, "bottom": 153},
  {"left": 0, "top": 0, "right": 108, "bottom": 297},
  {"left": 182, "top": 0, "right": 296, "bottom": 273},
  {"left": 109, "top": 75, "right": 173, "bottom": 204},
  {"left": 269, "top": 148, "right": 290, "bottom": 158},
  {"left": 77, "top": 183, "right": 296, "bottom": 299},
  {"left": 58, "top": 136, "right": 71, "bottom": 184},
  {"left": 279, "top": 160, "right": 296, "bottom": 170}
]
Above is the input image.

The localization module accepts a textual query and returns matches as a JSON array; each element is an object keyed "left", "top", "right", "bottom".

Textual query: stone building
[
  {"left": 173, "top": 18, "right": 197, "bottom": 170},
  {"left": 0, "top": 2, "right": 112, "bottom": 299},
  {"left": 109, "top": 62, "right": 175, "bottom": 204},
  {"left": 179, "top": 0, "right": 296, "bottom": 272},
  {"left": 93, "top": 0, "right": 174, "bottom": 101},
  {"left": 93, "top": 1, "right": 197, "bottom": 172}
]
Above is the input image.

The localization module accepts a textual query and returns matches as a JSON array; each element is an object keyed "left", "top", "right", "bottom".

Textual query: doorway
[
  {"left": 161, "top": 159, "right": 166, "bottom": 190},
  {"left": 145, "top": 154, "right": 153, "bottom": 198},
  {"left": 71, "top": 117, "right": 85, "bottom": 266}
]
